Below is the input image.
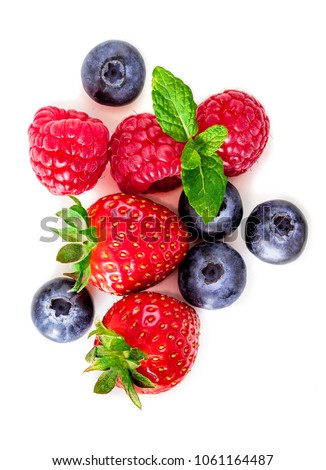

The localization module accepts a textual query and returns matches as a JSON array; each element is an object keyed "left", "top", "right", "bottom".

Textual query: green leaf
[
  {"left": 68, "top": 195, "right": 82, "bottom": 206},
  {"left": 55, "top": 207, "right": 87, "bottom": 230},
  {"left": 151, "top": 65, "right": 229, "bottom": 226},
  {"left": 181, "top": 139, "right": 201, "bottom": 170},
  {"left": 85, "top": 346, "right": 97, "bottom": 363},
  {"left": 84, "top": 321, "right": 152, "bottom": 409},
  {"left": 93, "top": 369, "right": 118, "bottom": 394},
  {"left": 68, "top": 196, "right": 89, "bottom": 221},
  {"left": 118, "top": 368, "right": 142, "bottom": 410},
  {"left": 69, "top": 204, "right": 89, "bottom": 223},
  {"left": 129, "top": 348, "right": 148, "bottom": 362},
  {"left": 88, "top": 323, "right": 120, "bottom": 339},
  {"left": 181, "top": 152, "right": 227, "bottom": 224},
  {"left": 68, "top": 264, "right": 90, "bottom": 293},
  {"left": 88, "top": 322, "right": 110, "bottom": 338},
  {"left": 152, "top": 66, "right": 198, "bottom": 142},
  {"left": 79, "top": 226, "right": 98, "bottom": 244},
  {"left": 194, "top": 125, "right": 228, "bottom": 156},
  {"left": 56, "top": 243, "right": 86, "bottom": 263},
  {"left": 84, "top": 356, "right": 113, "bottom": 372},
  {"left": 130, "top": 369, "right": 156, "bottom": 389},
  {"left": 53, "top": 197, "right": 98, "bottom": 292},
  {"left": 52, "top": 226, "right": 81, "bottom": 243},
  {"left": 99, "top": 334, "right": 129, "bottom": 352},
  {"left": 54, "top": 196, "right": 89, "bottom": 230},
  {"left": 94, "top": 346, "right": 116, "bottom": 357},
  {"left": 66, "top": 251, "right": 93, "bottom": 292},
  {"left": 63, "top": 272, "right": 79, "bottom": 280}
]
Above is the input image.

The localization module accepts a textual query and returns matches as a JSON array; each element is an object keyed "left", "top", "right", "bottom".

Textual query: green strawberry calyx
[
  {"left": 85, "top": 321, "right": 156, "bottom": 409},
  {"left": 52, "top": 196, "right": 98, "bottom": 292},
  {"left": 152, "top": 66, "right": 228, "bottom": 223}
]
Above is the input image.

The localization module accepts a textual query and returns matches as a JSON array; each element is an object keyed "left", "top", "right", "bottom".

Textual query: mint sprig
[
  {"left": 52, "top": 196, "right": 98, "bottom": 292},
  {"left": 152, "top": 66, "right": 228, "bottom": 223}
]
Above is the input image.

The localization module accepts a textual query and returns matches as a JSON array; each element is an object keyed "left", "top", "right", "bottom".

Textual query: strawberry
[
  {"left": 196, "top": 90, "right": 270, "bottom": 177},
  {"left": 108, "top": 113, "right": 184, "bottom": 193},
  {"left": 28, "top": 106, "right": 110, "bottom": 195},
  {"left": 54, "top": 193, "right": 189, "bottom": 294},
  {"left": 85, "top": 291, "right": 200, "bottom": 408}
]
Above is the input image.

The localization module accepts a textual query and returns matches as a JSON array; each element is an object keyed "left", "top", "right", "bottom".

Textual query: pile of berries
[{"left": 29, "top": 40, "right": 307, "bottom": 409}]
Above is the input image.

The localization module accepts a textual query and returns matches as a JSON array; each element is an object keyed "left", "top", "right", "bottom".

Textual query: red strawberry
[
  {"left": 85, "top": 291, "right": 200, "bottom": 408},
  {"left": 108, "top": 113, "right": 185, "bottom": 193},
  {"left": 28, "top": 106, "right": 110, "bottom": 195},
  {"left": 54, "top": 193, "right": 189, "bottom": 294},
  {"left": 196, "top": 90, "right": 270, "bottom": 176}
]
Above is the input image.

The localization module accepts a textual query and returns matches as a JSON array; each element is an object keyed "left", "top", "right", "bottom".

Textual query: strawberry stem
[
  {"left": 52, "top": 196, "right": 98, "bottom": 292},
  {"left": 85, "top": 322, "right": 156, "bottom": 409}
]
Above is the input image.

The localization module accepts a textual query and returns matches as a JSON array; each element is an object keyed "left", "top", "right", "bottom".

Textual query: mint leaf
[
  {"left": 194, "top": 125, "right": 228, "bottom": 156},
  {"left": 181, "top": 148, "right": 227, "bottom": 224},
  {"left": 181, "top": 139, "right": 201, "bottom": 170},
  {"left": 152, "top": 66, "right": 198, "bottom": 142},
  {"left": 181, "top": 126, "right": 228, "bottom": 223}
]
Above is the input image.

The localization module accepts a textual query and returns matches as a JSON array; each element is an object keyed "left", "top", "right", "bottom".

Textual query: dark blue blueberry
[
  {"left": 81, "top": 40, "right": 146, "bottom": 106},
  {"left": 178, "top": 182, "right": 243, "bottom": 242},
  {"left": 245, "top": 199, "right": 308, "bottom": 264},
  {"left": 31, "top": 277, "right": 94, "bottom": 342},
  {"left": 178, "top": 241, "right": 247, "bottom": 309}
]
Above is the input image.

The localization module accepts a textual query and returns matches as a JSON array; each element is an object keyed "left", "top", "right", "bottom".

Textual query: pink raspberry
[
  {"left": 196, "top": 90, "right": 270, "bottom": 176},
  {"left": 108, "top": 113, "right": 185, "bottom": 193},
  {"left": 28, "top": 106, "right": 110, "bottom": 196}
]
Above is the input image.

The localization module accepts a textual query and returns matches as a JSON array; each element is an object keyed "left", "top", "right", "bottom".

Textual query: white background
[{"left": 1, "top": 1, "right": 325, "bottom": 469}]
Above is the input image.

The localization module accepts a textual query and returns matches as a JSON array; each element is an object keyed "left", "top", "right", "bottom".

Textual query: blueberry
[
  {"left": 178, "top": 241, "right": 247, "bottom": 309},
  {"left": 178, "top": 182, "right": 243, "bottom": 242},
  {"left": 31, "top": 277, "right": 94, "bottom": 342},
  {"left": 245, "top": 199, "right": 308, "bottom": 264},
  {"left": 81, "top": 40, "right": 146, "bottom": 106}
]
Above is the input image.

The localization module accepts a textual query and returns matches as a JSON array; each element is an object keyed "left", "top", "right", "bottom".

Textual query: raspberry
[
  {"left": 108, "top": 113, "right": 185, "bottom": 193},
  {"left": 196, "top": 90, "right": 270, "bottom": 176},
  {"left": 28, "top": 106, "right": 110, "bottom": 195}
]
